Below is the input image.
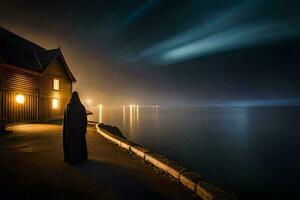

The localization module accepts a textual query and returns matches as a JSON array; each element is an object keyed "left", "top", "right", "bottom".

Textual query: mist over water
[
  {"left": 1, "top": 1, "right": 300, "bottom": 199},
  {"left": 88, "top": 106, "right": 300, "bottom": 199}
]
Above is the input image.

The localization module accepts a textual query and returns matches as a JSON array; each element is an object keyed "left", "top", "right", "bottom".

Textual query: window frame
[{"left": 53, "top": 78, "right": 60, "bottom": 91}]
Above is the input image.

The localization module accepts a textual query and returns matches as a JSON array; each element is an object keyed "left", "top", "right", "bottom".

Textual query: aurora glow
[
  {"left": 128, "top": 1, "right": 300, "bottom": 65},
  {"left": 1, "top": 0, "right": 300, "bottom": 106},
  {"left": 162, "top": 20, "right": 300, "bottom": 64}
]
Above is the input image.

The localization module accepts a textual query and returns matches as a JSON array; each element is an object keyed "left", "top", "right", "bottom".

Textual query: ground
[{"left": 0, "top": 122, "right": 199, "bottom": 200}]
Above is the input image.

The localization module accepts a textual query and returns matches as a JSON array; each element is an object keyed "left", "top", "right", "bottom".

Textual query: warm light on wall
[
  {"left": 16, "top": 94, "right": 25, "bottom": 104},
  {"left": 52, "top": 99, "right": 58, "bottom": 109}
]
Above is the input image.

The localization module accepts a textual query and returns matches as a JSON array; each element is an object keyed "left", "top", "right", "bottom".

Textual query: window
[
  {"left": 52, "top": 99, "right": 58, "bottom": 109},
  {"left": 53, "top": 78, "right": 60, "bottom": 90}
]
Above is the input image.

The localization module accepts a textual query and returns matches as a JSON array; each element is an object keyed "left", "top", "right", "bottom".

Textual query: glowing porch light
[
  {"left": 52, "top": 99, "right": 58, "bottom": 109},
  {"left": 16, "top": 94, "right": 25, "bottom": 104}
]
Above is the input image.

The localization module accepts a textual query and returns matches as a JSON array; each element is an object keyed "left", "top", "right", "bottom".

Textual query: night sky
[{"left": 1, "top": 0, "right": 300, "bottom": 106}]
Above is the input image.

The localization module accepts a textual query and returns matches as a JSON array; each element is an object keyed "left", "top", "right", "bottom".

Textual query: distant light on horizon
[
  {"left": 98, "top": 104, "right": 103, "bottom": 123},
  {"left": 123, "top": 105, "right": 126, "bottom": 126},
  {"left": 136, "top": 105, "right": 139, "bottom": 122},
  {"left": 86, "top": 99, "right": 92, "bottom": 105}
]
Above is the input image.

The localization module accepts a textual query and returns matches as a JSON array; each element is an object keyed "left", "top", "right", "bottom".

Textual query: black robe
[{"left": 63, "top": 92, "right": 88, "bottom": 164}]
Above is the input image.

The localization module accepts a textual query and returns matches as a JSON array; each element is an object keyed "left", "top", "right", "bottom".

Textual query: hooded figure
[{"left": 63, "top": 91, "right": 88, "bottom": 164}]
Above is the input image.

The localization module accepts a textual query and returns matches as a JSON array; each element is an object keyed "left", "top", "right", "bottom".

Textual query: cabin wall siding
[
  {"left": 0, "top": 58, "right": 73, "bottom": 124},
  {"left": 0, "top": 65, "right": 38, "bottom": 123},
  {"left": 38, "top": 58, "right": 72, "bottom": 121},
  {"left": 0, "top": 90, "right": 38, "bottom": 124},
  {"left": 0, "top": 65, "right": 39, "bottom": 94}
]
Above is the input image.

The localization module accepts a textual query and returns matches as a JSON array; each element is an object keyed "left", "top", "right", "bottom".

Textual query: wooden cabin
[{"left": 0, "top": 27, "right": 76, "bottom": 124}]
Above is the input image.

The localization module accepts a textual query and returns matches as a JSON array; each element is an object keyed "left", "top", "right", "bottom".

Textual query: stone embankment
[{"left": 96, "top": 123, "right": 237, "bottom": 200}]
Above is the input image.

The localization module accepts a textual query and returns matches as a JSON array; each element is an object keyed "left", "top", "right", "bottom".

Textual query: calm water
[{"left": 88, "top": 106, "right": 300, "bottom": 199}]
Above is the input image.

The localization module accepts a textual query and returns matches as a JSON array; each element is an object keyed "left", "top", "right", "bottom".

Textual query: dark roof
[
  {"left": 34, "top": 48, "right": 60, "bottom": 68},
  {"left": 0, "top": 26, "right": 76, "bottom": 82}
]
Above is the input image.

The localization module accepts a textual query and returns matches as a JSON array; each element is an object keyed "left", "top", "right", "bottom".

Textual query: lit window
[
  {"left": 53, "top": 78, "right": 60, "bottom": 90},
  {"left": 16, "top": 94, "right": 25, "bottom": 104},
  {"left": 52, "top": 99, "right": 58, "bottom": 109}
]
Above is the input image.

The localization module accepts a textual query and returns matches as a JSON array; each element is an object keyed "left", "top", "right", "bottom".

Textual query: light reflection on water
[
  {"left": 98, "top": 104, "right": 102, "bottom": 123},
  {"left": 122, "top": 106, "right": 126, "bottom": 127},
  {"left": 87, "top": 106, "right": 300, "bottom": 199}
]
